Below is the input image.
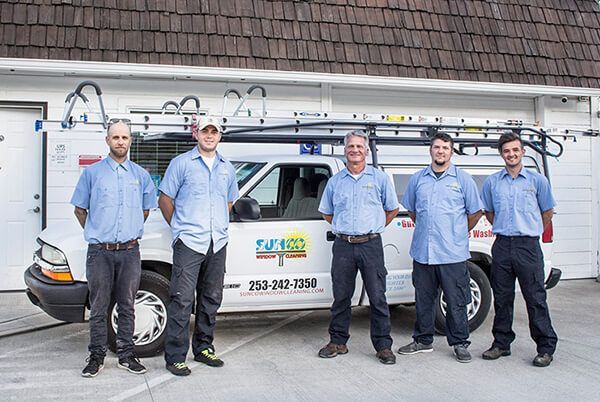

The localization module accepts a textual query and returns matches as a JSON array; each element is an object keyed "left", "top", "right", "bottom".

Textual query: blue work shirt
[
  {"left": 159, "top": 147, "right": 239, "bottom": 255},
  {"left": 481, "top": 168, "right": 555, "bottom": 237},
  {"left": 70, "top": 157, "right": 158, "bottom": 244},
  {"left": 318, "top": 165, "right": 399, "bottom": 235},
  {"left": 402, "top": 164, "right": 483, "bottom": 265}
]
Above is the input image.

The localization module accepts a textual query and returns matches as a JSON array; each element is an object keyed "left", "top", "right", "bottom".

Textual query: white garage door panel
[
  {"left": 555, "top": 215, "right": 591, "bottom": 227},
  {"left": 553, "top": 239, "right": 592, "bottom": 253},
  {"left": 554, "top": 201, "right": 592, "bottom": 215},
  {"left": 554, "top": 225, "right": 591, "bottom": 241},
  {"left": 553, "top": 188, "right": 591, "bottom": 202},
  {"left": 553, "top": 251, "right": 591, "bottom": 266},
  {"left": 552, "top": 176, "right": 591, "bottom": 189}
]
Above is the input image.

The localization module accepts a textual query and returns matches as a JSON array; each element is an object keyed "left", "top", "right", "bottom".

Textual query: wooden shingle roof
[{"left": 1, "top": 0, "right": 599, "bottom": 88}]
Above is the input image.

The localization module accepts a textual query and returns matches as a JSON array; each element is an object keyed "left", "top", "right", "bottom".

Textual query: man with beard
[
  {"left": 399, "top": 132, "right": 482, "bottom": 363},
  {"left": 159, "top": 116, "right": 239, "bottom": 376},
  {"left": 71, "top": 120, "right": 157, "bottom": 377},
  {"left": 317, "top": 130, "right": 399, "bottom": 365},
  {"left": 480, "top": 131, "right": 558, "bottom": 367}
]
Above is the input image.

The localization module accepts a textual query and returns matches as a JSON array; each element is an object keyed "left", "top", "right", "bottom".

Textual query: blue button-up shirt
[
  {"left": 70, "top": 157, "right": 158, "bottom": 244},
  {"left": 481, "top": 168, "right": 555, "bottom": 237},
  {"left": 159, "top": 147, "right": 239, "bottom": 254},
  {"left": 402, "top": 164, "right": 483, "bottom": 265},
  {"left": 318, "top": 166, "right": 399, "bottom": 235}
]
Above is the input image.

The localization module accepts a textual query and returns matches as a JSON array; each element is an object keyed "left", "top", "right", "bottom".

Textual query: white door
[{"left": 0, "top": 107, "right": 42, "bottom": 290}]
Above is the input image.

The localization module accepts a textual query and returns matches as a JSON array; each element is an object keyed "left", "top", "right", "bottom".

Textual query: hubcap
[
  {"left": 439, "top": 278, "right": 482, "bottom": 321},
  {"left": 111, "top": 290, "right": 167, "bottom": 346}
]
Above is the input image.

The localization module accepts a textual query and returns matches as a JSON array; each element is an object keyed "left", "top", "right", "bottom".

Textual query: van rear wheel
[
  {"left": 107, "top": 270, "right": 169, "bottom": 357},
  {"left": 434, "top": 261, "right": 491, "bottom": 334}
]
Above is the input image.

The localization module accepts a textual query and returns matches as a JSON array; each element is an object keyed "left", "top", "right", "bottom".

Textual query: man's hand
[
  {"left": 322, "top": 214, "right": 333, "bottom": 224},
  {"left": 74, "top": 207, "right": 88, "bottom": 229},
  {"left": 484, "top": 211, "right": 494, "bottom": 225},
  {"left": 158, "top": 192, "right": 175, "bottom": 225}
]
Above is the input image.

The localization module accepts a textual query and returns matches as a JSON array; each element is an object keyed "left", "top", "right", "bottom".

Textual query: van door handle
[{"left": 326, "top": 231, "right": 335, "bottom": 241}]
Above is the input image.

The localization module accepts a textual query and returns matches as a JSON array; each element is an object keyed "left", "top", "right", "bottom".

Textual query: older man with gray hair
[{"left": 317, "top": 130, "right": 400, "bottom": 364}]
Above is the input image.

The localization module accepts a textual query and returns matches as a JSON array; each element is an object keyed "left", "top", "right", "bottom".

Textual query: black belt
[
  {"left": 496, "top": 235, "right": 539, "bottom": 241},
  {"left": 336, "top": 233, "right": 380, "bottom": 244},
  {"left": 91, "top": 239, "right": 139, "bottom": 251}
]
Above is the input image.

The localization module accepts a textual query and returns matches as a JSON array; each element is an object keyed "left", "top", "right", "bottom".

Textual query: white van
[{"left": 24, "top": 151, "right": 561, "bottom": 356}]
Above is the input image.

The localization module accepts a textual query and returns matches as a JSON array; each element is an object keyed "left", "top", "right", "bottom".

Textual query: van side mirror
[{"left": 232, "top": 197, "right": 261, "bottom": 221}]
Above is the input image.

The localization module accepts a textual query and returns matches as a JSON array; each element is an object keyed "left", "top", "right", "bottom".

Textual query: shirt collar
[
  {"left": 105, "top": 155, "right": 129, "bottom": 171},
  {"left": 425, "top": 163, "right": 456, "bottom": 178},
  {"left": 341, "top": 165, "right": 374, "bottom": 178},
  {"left": 500, "top": 166, "right": 528, "bottom": 179},
  {"left": 190, "top": 146, "right": 225, "bottom": 163}
]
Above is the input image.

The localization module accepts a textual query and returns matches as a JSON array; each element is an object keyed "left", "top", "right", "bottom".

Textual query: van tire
[
  {"left": 434, "top": 261, "right": 492, "bottom": 334},
  {"left": 107, "top": 270, "right": 170, "bottom": 357}
]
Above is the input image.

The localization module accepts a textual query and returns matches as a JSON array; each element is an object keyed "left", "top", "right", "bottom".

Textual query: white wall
[{"left": 1, "top": 74, "right": 598, "bottom": 279}]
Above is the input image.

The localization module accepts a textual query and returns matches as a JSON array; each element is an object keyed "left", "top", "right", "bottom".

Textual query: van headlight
[{"left": 40, "top": 243, "right": 68, "bottom": 265}]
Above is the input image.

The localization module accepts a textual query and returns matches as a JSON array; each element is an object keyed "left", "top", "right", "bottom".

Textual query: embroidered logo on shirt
[{"left": 362, "top": 182, "right": 375, "bottom": 190}]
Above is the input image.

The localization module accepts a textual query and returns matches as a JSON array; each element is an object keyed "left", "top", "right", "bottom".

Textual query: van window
[{"left": 246, "top": 164, "right": 331, "bottom": 220}]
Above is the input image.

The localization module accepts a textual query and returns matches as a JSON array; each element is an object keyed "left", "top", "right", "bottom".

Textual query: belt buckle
[
  {"left": 348, "top": 235, "right": 360, "bottom": 244},
  {"left": 115, "top": 243, "right": 121, "bottom": 251}
]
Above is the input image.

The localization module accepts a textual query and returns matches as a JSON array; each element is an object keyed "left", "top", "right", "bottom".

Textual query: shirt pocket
[
  {"left": 332, "top": 190, "right": 350, "bottom": 210},
  {"left": 217, "top": 173, "right": 230, "bottom": 198},
  {"left": 125, "top": 181, "right": 141, "bottom": 208},
  {"left": 189, "top": 179, "right": 208, "bottom": 199},
  {"left": 94, "top": 185, "right": 116, "bottom": 208},
  {"left": 494, "top": 191, "right": 509, "bottom": 212},
  {"left": 440, "top": 187, "right": 463, "bottom": 211},
  {"left": 517, "top": 189, "right": 537, "bottom": 212}
]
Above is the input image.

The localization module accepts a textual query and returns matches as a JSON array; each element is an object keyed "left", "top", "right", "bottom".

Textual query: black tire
[
  {"left": 434, "top": 261, "right": 492, "bottom": 334},
  {"left": 108, "top": 270, "right": 170, "bottom": 357}
]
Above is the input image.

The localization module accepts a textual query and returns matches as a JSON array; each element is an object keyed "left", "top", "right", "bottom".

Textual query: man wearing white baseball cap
[{"left": 158, "top": 116, "right": 239, "bottom": 376}]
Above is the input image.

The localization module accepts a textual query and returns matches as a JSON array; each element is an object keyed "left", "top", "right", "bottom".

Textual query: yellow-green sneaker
[{"left": 194, "top": 347, "right": 224, "bottom": 367}]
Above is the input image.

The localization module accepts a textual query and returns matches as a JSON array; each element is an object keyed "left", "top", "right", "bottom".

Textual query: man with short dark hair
[
  {"left": 481, "top": 131, "right": 558, "bottom": 367},
  {"left": 399, "top": 132, "right": 483, "bottom": 363},
  {"left": 159, "top": 116, "right": 239, "bottom": 376},
  {"left": 71, "top": 121, "right": 157, "bottom": 377},
  {"left": 318, "top": 130, "right": 399, "bottom": 365}
]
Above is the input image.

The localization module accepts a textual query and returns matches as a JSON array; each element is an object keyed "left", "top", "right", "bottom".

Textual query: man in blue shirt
[
  {"left": 480, "top": 131, "right": 558, "bottom": 367},
  {"left": 399, "top": 132, "right": 483, "bottom": 363},
  {"left": 318, "top": 131, "right": 400, "bottom": 365},
  {"left": 71, "top": 121, "right": 157, "bottom": 377},
  {"left": 158, "top": 116, "right": 239, "bottom": 376}
]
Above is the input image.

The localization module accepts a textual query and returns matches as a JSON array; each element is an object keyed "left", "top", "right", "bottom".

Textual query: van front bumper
[
  {"left": 24, "top": 264, "right": 88, "bottom": 323},
  {"left": 545, "top": 267, "right": 562, "bottom": 290}
]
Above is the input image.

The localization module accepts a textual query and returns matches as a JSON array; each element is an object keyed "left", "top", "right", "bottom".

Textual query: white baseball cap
[{"left": 195, "top": 116, "right": 222, "bottom": 133}]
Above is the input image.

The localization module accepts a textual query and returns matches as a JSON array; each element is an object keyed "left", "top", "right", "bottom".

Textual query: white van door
[
  {"left": 0, "top": 107, "right": 43, "bottom": 290},
  {"left": 222, "top": 162, "right": 353, "bottom": 311}
]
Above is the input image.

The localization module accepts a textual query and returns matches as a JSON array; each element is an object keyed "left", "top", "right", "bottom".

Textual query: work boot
[
  {"left": 397, "top": 341, "right": 433, "bottom": 355},
  {"left": 376, "top": 349, "right": 396, "bottom": 365},
  {"left": 482, "top": 346, "right": 511, "bottom": 360},
  {"left": 533, "top": 353, "right": 553, "bottom": 367},
  {"left": 318, "top": 343, "right": 348, "bottom": 358},
  {"left": 453, "top": 344, "right": 472, "bottom": 363}
]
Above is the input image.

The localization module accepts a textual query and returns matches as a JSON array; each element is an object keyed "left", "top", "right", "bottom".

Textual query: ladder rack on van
[{"left": 35, "top": 80, "right": 568, "bottom": 175}]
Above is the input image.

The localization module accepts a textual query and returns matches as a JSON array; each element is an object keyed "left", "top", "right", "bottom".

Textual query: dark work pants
[
  {"left": 86, "top": 244, "right": 141, "bottom": 359},
  {"left": 491, "top": 235, "right": 558, "bottom": 355},
  {"left": 412, "top": 261, "right": 471, "bottom": 346},
  {"left": 164, "top": 239, "right": 226, "bottom": 364},
  {"left": 329, "top": 237, "right": 393, "bottom": 352}
]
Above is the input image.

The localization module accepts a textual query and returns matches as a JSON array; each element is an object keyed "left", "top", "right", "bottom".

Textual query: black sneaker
[
  {"left": 166, "top": 362, "right": 191, "bottom": 376},
  {"left": 397, "top": 341, "right": 433, "bottom": 355},
  {"left": 81, "top": 354, "right": 104, "bottom": 378},
  {"left": 118, "top": 355, "right": 147, "bottom": 374},
  {"left": 194, "top": 347, "right": 224, "bottom": 367},
  {"left": 454, "top": 344, "right": 472, "bottom": 363}
]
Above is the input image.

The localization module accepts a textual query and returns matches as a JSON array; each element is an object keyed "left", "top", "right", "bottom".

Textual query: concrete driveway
[{"left": 0, "top": 279, "right": 599, "bottom": 401}]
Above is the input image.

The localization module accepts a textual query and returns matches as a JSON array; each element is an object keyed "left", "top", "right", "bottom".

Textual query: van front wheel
[
  {"left": 434, "top": 261, "right": 492, "bottom": 334},
  {"left": 107, "top": 270, "right": 170, "bottom": 357}
]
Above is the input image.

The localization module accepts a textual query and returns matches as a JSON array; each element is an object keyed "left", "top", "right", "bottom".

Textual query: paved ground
[{"left": 1, "top": 279, "right": 599, "bottom": 401}]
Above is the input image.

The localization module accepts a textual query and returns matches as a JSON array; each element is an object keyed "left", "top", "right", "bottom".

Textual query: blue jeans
[
  {"left": 329, "top": 237, "right": 393, "bottom": 352},
  {"left": 164, "top": 240, "right": 226, "bottom": 364},
  {"left": 86, "top": 244, "right": 141, "bottom": 358},
  {"left": 412, "top": 260, "right": 471, "bottom": 346},
  {"left": 491, "top": 235, "right": 558, "bottom": 354}
]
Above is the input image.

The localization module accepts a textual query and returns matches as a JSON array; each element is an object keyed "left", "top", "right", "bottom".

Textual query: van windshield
[{"left": 232, "top": 161, "right": 266, "bottom": 188}]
